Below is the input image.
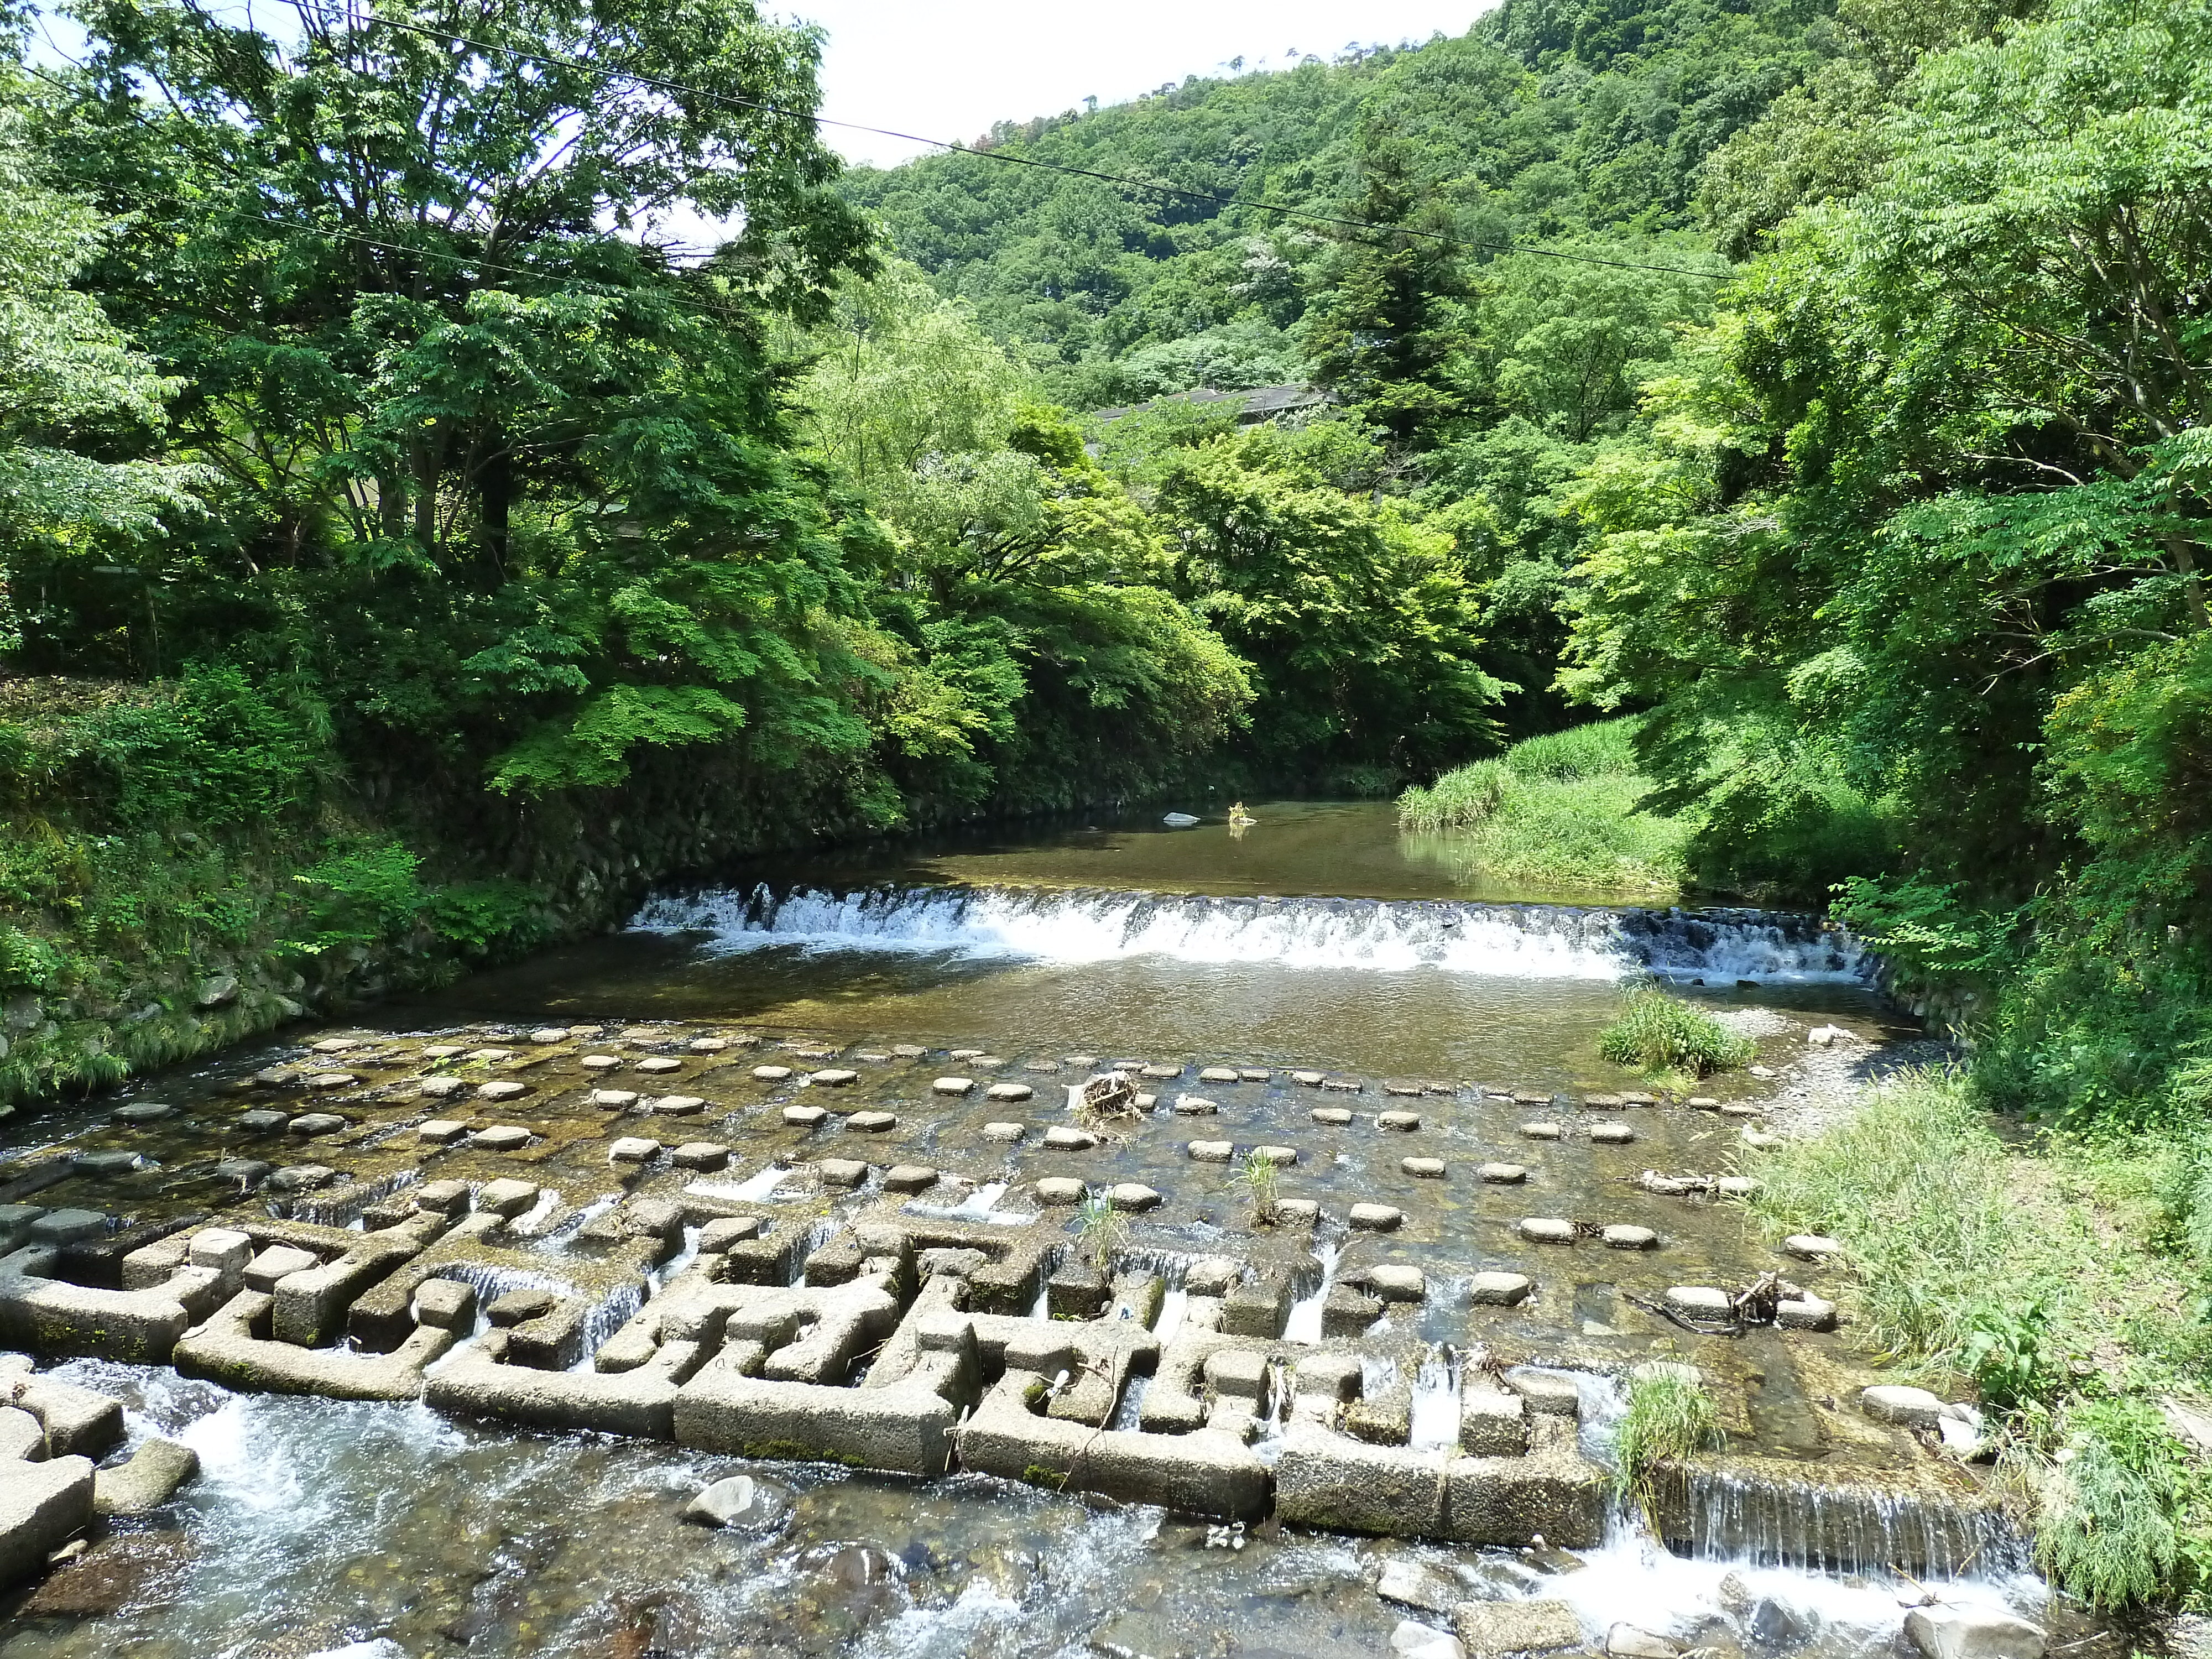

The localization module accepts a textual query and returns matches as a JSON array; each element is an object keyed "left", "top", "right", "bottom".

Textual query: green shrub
[
  {"left": 1598, "top": 988, "right": 1755, "bottom": 1076},
  {"left": 1399, "top": 759, "right": 1513, "bottom": 831},
  {"left": 1503, "top": 716, "right": 1643, "bottom": 781}
]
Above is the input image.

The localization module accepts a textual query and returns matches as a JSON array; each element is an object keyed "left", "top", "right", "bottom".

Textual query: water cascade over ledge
[{"left": 630, "top": 881, "right": 1872, "bottom": 984}]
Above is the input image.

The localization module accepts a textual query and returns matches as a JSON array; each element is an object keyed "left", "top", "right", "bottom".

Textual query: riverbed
[{"left": 0, "top": 803, "right": 2064, "bottom": 1658}]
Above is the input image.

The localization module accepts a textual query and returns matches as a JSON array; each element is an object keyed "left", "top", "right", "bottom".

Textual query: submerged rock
[{"left": 683, "top": 1473, "right": 792, "bottom": 1531}]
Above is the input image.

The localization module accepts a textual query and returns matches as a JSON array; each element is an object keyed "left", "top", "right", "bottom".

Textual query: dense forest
[{"left": 2, "top": 0, "right": 2209, "bottom": 1158}]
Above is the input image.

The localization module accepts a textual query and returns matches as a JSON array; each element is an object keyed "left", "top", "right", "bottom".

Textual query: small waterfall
[
  {"left": 1408, "top": 1345, "right": 1462, "bottom": 1451},
  {"left": 1281, "top": 1238, "right": 1344, "bottom": 1344},
  {"left": 1686, "top": 1470, "right": 2030, "bottom": 1578},
  {"left": 288, "top": 1167, "right": 419, "bottom": 1229},
  {"left": 629, "top": 883, "right": 1870, "bottom": 983}
]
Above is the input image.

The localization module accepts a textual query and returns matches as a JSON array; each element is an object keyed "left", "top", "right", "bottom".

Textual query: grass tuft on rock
[
  {"left": 1598, "top": 988, "right": 1755, "bottom": 1077},
  {"left": 1613, "top": 1370, "right": 1720, "bottom": 1517}
]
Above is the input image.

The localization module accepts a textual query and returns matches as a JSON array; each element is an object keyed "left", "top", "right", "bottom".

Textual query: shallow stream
[{"left": 0, "top": 803, "right": 2075, "bottom": 1658}]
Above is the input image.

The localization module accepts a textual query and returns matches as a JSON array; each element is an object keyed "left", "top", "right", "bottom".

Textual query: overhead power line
[{"left": 362, "top": 13, "right": 1730, "bottom": 281}]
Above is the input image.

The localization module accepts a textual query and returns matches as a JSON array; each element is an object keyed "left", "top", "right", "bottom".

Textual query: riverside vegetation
[{"left": 6, "top": 0, "right": 2212, "bottom": 1614}]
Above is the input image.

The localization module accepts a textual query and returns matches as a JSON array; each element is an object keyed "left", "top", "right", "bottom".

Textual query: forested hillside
[{"left": 2, "top": 0, "right": 2209, "bottom": 1165}]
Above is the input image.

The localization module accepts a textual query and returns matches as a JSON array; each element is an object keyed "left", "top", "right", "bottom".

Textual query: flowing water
[{"left": 0, "top": 802, "right": 2081, "bottom": 1657}]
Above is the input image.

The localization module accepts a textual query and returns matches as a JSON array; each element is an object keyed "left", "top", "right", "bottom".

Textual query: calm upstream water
[{"left": 0, "top": 802, "right": 2063, "bottom": 1659}]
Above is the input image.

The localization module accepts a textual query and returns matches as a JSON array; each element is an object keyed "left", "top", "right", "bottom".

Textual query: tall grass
[
  {"left": 1397, "top": 716, "right": 1692, "bottom": 895},
  {"left": 1614, "top": 1371, "right": 1722, "bottom": 1518},
  {"left": 1599, "top": 988, "right": 1756, "bottom": 1076}
]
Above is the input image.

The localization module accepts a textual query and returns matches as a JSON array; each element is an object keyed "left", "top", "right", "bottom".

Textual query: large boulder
[{"left": 1904, "top": 1605, "right": 2047, "bottom": 1659}]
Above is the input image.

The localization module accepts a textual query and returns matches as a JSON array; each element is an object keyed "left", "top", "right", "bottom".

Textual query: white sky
[{"left": 782, "top": 1, "right": 1499, "bottom": 169}]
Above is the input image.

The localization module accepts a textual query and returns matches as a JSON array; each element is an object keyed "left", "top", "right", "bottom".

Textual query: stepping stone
[
  {"left": 113, "top": 1102, "right": 176, "bottom": 1123},
  {"left": 581, "top": 1055, "right": 623, "bottom": 1071},
  {"left": 784, "top": 1104, "right": 827, "bottom": 1128},
  {"left": 1589, "top": 1123, "right": 1635, "bottom": 1144},
  {"left": 754, "top": 1066, "right": 794, "bottom": 1082},
  {"left": 415, "top": 1180, "right": 471, "bottom": 1214},
  {"left": 1779, "top": 1295, "right": 1838, "bottom": 1331},
  {"left": 307, "top": 1072, "right": 358, "bottom": 1091},
  {"left": 1311, "top": 1107, "right": 1354, "bottom": 1125},
  {"left": 689, "top": 1037, "right": 729, "bottom": 1053},
  {"left": 1253, "top": 1145, "right": 1298, "bottom": 1166},
  {"left": 1107, "top": 1183, "right": 1161, "bottom": 1212},
  {"left": 699, "top": 1218, "right": 763, "bottom": 1250},
  {"left": 244, "top": 1243, "right": 320, "bottom": 1290},
  {"left": 1603, "top": 1224, "right": 1658, "bottom": 1250},
  {"left": 1687, "top": 1096, "right": 1719, "bottom": 1109},
  {"left": 933, "top": 1077, "right": 975, "bottom": 1095},
  {"left": 1860, "top": 1384, "right": 1942, "bottom": 1428},
  {"left": 29, "top": 1208, "right": 108, "bottom": 1245},
  {"left": 311, "top": 1039, "right": 358, "bottom": 1053},
  {"left": 477, "top": 1081, "right": 528, "bottom": 1102},
  {"left": 75, "top": 1151, "right": 142, "bottom": 1177},
  {"left": 419, "top": 1076, "right": 466, "bottom": 1099},
  {"left": 884, "top": 1165, "right": 938, "bottom": 1193},
  {"left": 1274, "top": 1199, "right": 1319, "bottom": 1225},
  {"left": 637, "top": 1058, "right": 682, "bottom": 1075},
  {"left": 1520, "top": 1122, "right": 1562, "bottom": 1140},
  {"left": 1742, "top": 1130, "right": 1783, "bottom": 1149},
  {"left": 980, "top": 1121, "right": 1025, "bottom": 1142},
  {"left": 950, "top": 1048, "right": 986, "bottom": 1060},
  {"left": 1620, "top": 1091, "right": 1658, "bottom": 1107},
  {"left": 1512, "top": 1089, "right": 1552, "bottom": 1105},
  {"left": 1035, "top": 1177, "right": 1087, "bottom": 1205},
  {"left": 1134, "top": 1094, "right": 1158, "bottom": 1110},
  {"left": 1239, "top": 1068, "right": 1272, "bottom": 1082},
  {"left": 609, "top": 1138, "right": 661, "bottom": 1164},
  {"left": 847, "top": 1111, "right": 898, "bottom": 1133},
  {"left": 1423, "top": 1081, "right": 1458, "bottom": 1095},
  {"left": 529, "top": 1027, "right": 568, "bottom": 1045},
  {"left": 1716, "top": 1177, "right": 1760, "bottom": 1198},
  {"left": 1141, "top": 1064, "right": 1183, "bottom": 1079},
  {"left": 1365, "top": 1265, "right": 1426, "bottom": 1302},
  {"left": 1188, "top": 1141, "right": 1235, "bottom": 1162},
  {"left": 651, "top": 1096, "right": 707, "bottom": 1117},
  {"left": 268, "top": 1165, "right": 335, "bottom": 1193},
  {"left": 1402, "top": 1157, "right": 1446, "bottom": 1178},
  {"left": 1641, "top": 1173, "right": 1696, "bottom": 1196},
  {"left": 1062, "top": 1055, "right": 1098, "bottom": 1067},
  {"left": 1171, "top": 1095, "right": 1218, "bottom": 1115},
  {"left": 1024, "top": 1061, "right": 1061, "bottom": 1073},
  {"left": 487, "top": 1288, "right": 555, "bottom": 1325},
  {"left": 987, "top": 1082, "right": 1034, "bottom": 1102},
  {"left": 1376, "top": 1111, "right": 1420, "bottom": 1131},
  {"left": 467, "top": 1049, "right": 515, "bottom": 1063},
  {"left": 215, "top": 1159, "right": 272, "bottom": 1186},
  {"left": 418, "top": 1120, "right": 468, "bottom": 1145},
  {"left": 1043, "top": 1126, "right": 1097, "bottom": 1150},
  {"left": 288, "top": 1113, "right": 347, "bottom": 1137},
  {"left": 1199, "top": 1067, "right": 1241, "bottom": 1083},
  {"left": 1583, "top": 1093, "right": 1624, "bottom": 1109},
  {"left": 1478, "top": 1162, "right": 1527, "bottom": 1183},
  {"left": 671, "top": 1142, "right": 730, "bottom": 1171},
  {"left": 421, "top": 1046, "right": 465, "bottom": 1061},
  {"left": 1665, "top": 1286, "right": 1735, "bottom": 1321},
  {"left": 809, "top": 1068, "right": 858, "bottom": 1086},
  {"left": 1783, "top": 1234, "right": 1844, "bottom": 1260},
  {"left": 591, "top": 1089, "right": 640, "bottom": 1110},
  {"left": 1349, "top": 1203, "right": 1404, "bottom": 1231},
  {"left": 1470, "top": 1271, "right": 1534, "bottom": 1306},
  {"left": 1721, "top": 1103, "right": 1765, "bottom": 1118},
  {"left": 237, "top": 1109, "right": 288, "bottom": 1133},
  {"left": 891, "top": 1045, "right": 927, "bottom": 1058},
  {"left": 791, "top": 1046, "right": 839, "bottom": 1062},
  {"left": 415, "top": 1280, "right": 477, "bottom": 1329},
  {"left": 470, "top": 1125, "right": 533, "bottom": 1152},
  {"left": 1518, "top": 1218, "right": 1577, "bottom": 1244},
  {"left": 1383, "top": 1082, "right": 1423, "bottom": 1098},
  {"left": 854, "top": 1051, "right": 891, "bottom": 1063},
  {"left": 1322, "top": 1078, "right": 1363, "bottom": 1092},
  {"left": 817, "top": 1159, "right": 869, "bottom": 1188},
  {"left": 1292, "top": 1071, "right": 1326, "bottom": 1087}
]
